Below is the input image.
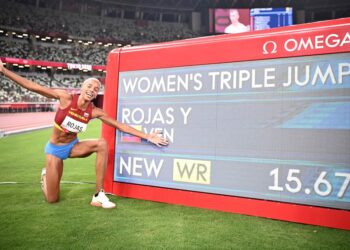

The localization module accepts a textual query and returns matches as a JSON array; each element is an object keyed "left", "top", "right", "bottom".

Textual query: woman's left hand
[{"left": 147, "top": 131, "right": 169, "bottom": 147}]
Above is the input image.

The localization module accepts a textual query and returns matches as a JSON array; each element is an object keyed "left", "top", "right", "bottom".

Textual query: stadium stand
[
  {"left": 0, "top": 72, "right": 97, "bottom": 103},
  {"left": 0, "top": 38, "right": 110, "bottom": 65},
  {"left": 1, "top": 74, "right": 53, "bottom": 103},
  {"left": 0, "top": 0, "right": 200, "bottom": 44},
  {"left": 0, "top": 0, "right": 200, "bottom": 110}
]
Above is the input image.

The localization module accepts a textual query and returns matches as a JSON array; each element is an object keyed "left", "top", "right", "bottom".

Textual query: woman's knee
[
  {"left": 97, "top": 138, "right": 108, "bottom": 152},
  {"left": 46, "top": 194, "right": 59, "bottom": 203}
]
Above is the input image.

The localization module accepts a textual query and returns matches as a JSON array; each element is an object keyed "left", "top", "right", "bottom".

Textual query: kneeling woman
[{"left": 0, "top": 60, "right": 168, "bottom": 208}]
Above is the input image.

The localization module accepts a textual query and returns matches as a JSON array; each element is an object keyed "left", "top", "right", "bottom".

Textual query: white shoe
[
  {"left": 41, "top": 168, "right": 46, "bottom": 191},
  {"left": 41, "top": 168, "right": 46, "bottom": 177},
  {"left": 90, "top": 190, "right": 116, "bottom": 209}
]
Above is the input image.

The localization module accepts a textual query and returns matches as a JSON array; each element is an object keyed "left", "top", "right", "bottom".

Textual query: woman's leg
[
  {"left": 42, "top": 154, "right": 64, "bottom": 203},
  {"left": 69, "top": 138, "right": 115, "bottom": 208},
  {"left": 69, "top": 138, "right": 108, "bottom": 193}
]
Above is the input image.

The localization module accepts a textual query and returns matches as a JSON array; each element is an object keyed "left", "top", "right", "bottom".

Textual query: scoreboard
[
  {"left": 250, "top": 8, "right": 293, "bottom": 31},
  {"left": 102, "top": 18, "right": 350, "bottom": 230}
]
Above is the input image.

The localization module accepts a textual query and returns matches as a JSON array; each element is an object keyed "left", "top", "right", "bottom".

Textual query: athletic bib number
[{"left": 61, "top": 116, "right": 87, "bottom": 133}]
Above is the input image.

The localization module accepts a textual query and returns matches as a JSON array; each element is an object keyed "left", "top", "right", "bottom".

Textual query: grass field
[{"left": 0, "top": 119, "right": 349, "bottom": 249}]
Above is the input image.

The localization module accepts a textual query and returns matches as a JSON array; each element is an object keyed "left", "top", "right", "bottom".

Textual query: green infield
[{"left": 0, "top": 119, "right": 349, "bottom": 249}]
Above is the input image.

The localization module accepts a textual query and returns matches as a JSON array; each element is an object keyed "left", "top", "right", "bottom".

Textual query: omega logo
[{"left": 262, "top": 41, "right": 277, "bottom": 54}]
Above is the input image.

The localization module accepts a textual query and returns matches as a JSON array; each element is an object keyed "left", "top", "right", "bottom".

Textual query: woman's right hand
[{"left": 0, "top": 59, "right": 5, "bottom": 74}]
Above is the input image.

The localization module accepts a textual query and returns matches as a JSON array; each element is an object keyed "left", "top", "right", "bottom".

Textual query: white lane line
[
  {"left": 4, "top": 125, "right": 53, "bottom": 136},
  {"left": 0, "top": 181, "right": 95, "bottom": 185}
]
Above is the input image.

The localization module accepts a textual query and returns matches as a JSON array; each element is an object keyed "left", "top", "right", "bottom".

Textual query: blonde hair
[{"left": 82, "top": 78, "right": 101, "bottom": 89}]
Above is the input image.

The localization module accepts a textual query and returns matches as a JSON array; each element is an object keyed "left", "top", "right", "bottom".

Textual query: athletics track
[{"left": 0, "top": 112, "right": 55, "bottom": 136}]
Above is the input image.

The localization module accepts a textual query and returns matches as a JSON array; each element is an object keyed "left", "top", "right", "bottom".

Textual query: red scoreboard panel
[{"left": 102, "top": 18, "right": 350, "bottom": 230}]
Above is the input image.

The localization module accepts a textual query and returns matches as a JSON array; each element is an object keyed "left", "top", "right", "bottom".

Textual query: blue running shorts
[{"left": 44, "top": 138, "right": 79, "bottom": 160}]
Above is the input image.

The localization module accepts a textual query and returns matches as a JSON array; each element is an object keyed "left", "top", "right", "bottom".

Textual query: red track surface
[{"left": 0, "top": 112, "right": 55, "bottom": 134}]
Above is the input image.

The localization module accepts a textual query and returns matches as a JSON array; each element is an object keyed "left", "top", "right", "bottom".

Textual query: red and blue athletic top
[{"left": 54, "top": 94, "right": 93, "bottom": 134}]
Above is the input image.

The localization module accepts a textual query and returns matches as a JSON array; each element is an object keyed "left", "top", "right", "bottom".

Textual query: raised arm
[
  {"left": 92, "top": 107, "right": 168, "bottom": 147},
  {"left": 0, "top": 59, "right": 67, "bottom": 100}
]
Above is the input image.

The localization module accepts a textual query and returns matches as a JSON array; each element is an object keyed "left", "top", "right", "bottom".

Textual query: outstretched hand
[
  {"left": 0, "top": 59, "right": 5, "bottom": 74},
  {"left": 147, "top": 131, "right": 168, "bottom": 147}
]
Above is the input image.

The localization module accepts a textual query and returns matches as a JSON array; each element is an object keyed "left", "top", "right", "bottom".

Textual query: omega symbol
[{"left": 263, "top": 41, "right": 277, "bottom": 54}]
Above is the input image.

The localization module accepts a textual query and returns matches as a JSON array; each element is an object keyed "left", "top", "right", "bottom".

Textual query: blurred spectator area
[
  {"left": 0, "top": 0, "right": 200, "bottom": 69},
  {"left": 0, "top": 0, "right": 199, "bottom": 45},
  {"left": 0, "top": 71, "right": 103, "bottom": 103},
  {"left": 0, "top": 38, "right": 110, "bottom": 65}
]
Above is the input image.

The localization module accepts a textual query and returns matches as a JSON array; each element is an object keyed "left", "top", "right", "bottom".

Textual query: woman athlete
[{"left": 0, "top": 60, "right": 168, "bottom": 208}]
